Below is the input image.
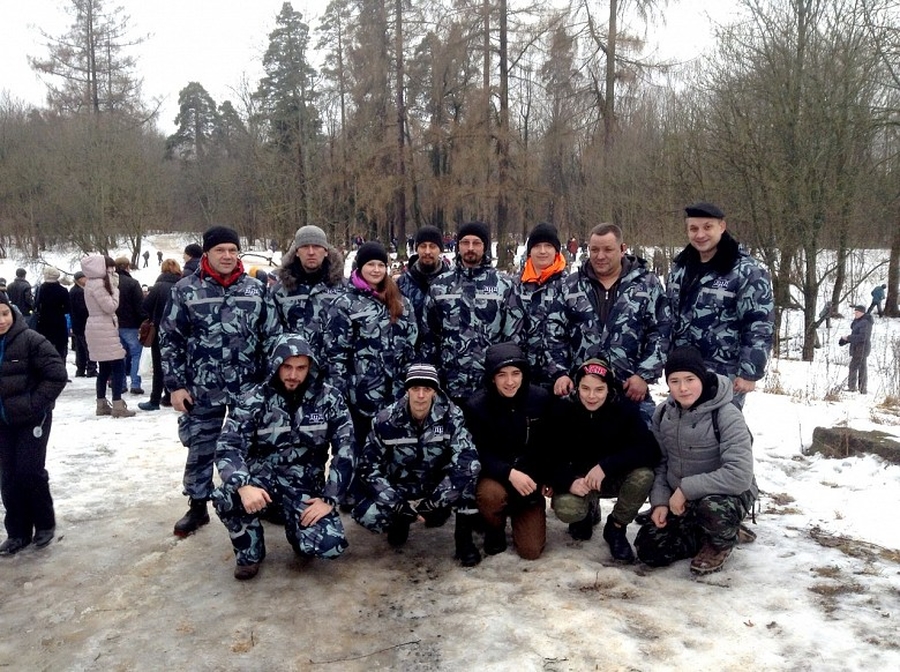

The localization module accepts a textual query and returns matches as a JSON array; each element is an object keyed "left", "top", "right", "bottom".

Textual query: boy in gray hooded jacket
[{"left": 635, "top": 346, "right": 757, "bottom": 575}]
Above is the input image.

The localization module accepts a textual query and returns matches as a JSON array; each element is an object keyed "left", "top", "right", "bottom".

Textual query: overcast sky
[{"left": 1, "top": 1, "right": 741, "bottom": 135}]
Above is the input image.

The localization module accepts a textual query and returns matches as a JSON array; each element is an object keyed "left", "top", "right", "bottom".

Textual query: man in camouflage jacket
[
  {"left": 212, "top": 335, "right": 355, "bottom": 579},
  {"left": 422, "top": 221, "right": 513, "bottom": 402},
  {"left": 160, "top": 226, "right": 282, "bottom": 537},
  {"left": 270, "top": 225, "right": 346, "bottom": 360},
  {"left": 546, "top": 223, "right": 671, "bottom": 420},
  {"left": 667, "top": 203, "right": 774, "bottom": 408},
  {"left": 352, "top": 363, "right": 482, "bottom": 566},
  {"left": 397, "top": 225, "right": 451, "bottom": 358},
  {"left": 504, "top": 222, "right": 569, "bottom": 389}
]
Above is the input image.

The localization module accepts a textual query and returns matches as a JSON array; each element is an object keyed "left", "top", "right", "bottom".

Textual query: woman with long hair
[
  {"left": 324, "top": 242, "right": 418, "bottom": 448},
  {"left": 81, "top": 255, "right": 134, "bottom": 418},
  {"left": 138, "top": 258, "right": 182, "bottom": 411}
]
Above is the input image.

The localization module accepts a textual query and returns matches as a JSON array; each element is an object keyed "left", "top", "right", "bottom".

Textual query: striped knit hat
[{"left": 405, "top": 363, "right": 441, "bottom": 391}]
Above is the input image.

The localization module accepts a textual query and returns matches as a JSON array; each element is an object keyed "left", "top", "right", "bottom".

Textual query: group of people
[{"left": 1, "top": 202, "right": 772, "bottom": 580}]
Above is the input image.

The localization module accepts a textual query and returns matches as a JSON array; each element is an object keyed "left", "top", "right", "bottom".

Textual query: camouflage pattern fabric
[
  {"left": 545, "top": 256, "right": 671, "bottom": 386},
  {"left": 212, "top": 335, "right": 355, "bottom": 562},
  {"left": 503, "top": 270, "right": 567, "bottom": 388},
  {"left": 633, "top": 490, "right": 755, "bottom": 567},
  {"left": 160, "top": 271, "right": 282, "bottom": 407},
  {"left": 352, "top": 393, "right": 480, "bottom": 532},
  {"left": 667, "top": 246, "right": 774, "bottom": 381},
  {"left": 552, "top": 467, "right": 654, "bottom": 526},
  {"left": 322, "top": 288, "right": 418, "bottom": 420},
  {"left": 397, "top": 255, "right": 451, "bottom": 358},
  {"left": 269, "top": 268, "right": 346, "bottom": 361},
  {"left": 421, "top": 259, "right": 513, "bottom": 399},
  {"left": 177, "top": 404, "right": 226, "bottom": 500}
]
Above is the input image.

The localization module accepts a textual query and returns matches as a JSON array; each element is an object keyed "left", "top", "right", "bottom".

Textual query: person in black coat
[
  {"left": 839, "top": 305, "right": 874, "bottom": 394},
  {"left": 69, "top": 271, "right": 97, "bottom": 377},
  {"left": 549, "top": 358, "right": 660, "bottom": 563},
  {"left": 0, "top": 294, "right": 68, "bottom": 555},
  {"left": 463, "top": 342, "right": 554, "bottom": 560},
  {"left": 138, "top": 259, "right": 182, "bottom": 411},
  {"left": 34, "top": 267, "right": 71, "bottom": 363}
]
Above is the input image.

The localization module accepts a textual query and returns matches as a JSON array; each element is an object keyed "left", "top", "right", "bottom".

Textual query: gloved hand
[
  {"left": 416, "top": 499, "right": 451, "bottom": 528},
  {"left": 391, "top": 501, "right": 419, "bottom": 525},
  {"left": 838, "top": 337, "right": 848, "bottom": 346}
]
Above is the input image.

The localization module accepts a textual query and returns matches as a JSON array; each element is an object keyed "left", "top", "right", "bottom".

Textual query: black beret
[{"left": 685, "top": 202, "right": 725, "bottom": 219}]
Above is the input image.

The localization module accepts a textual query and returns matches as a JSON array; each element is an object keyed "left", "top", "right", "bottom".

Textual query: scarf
[
  {"left": 521, "top": 252, "right": 567, "bottom": 285},
  {"left": 200, "top": 256, "right": 245, "bottom": 288}
]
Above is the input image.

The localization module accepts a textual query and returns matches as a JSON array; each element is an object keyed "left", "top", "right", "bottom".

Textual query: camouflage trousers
[
  {"left": 634, "top": 490, "right": 755, "bottom": 567},
  {"left": 213, "top": 481, "right": 348, "bottom": 565},
  {"left": 177, "top": 403, "right": 228, "bottom": 500},
  {"left": 552, "top": 467, "right": 654, "bottom": 527},
  {"left": 353, "top": 490, "right": 475, "bottom": 533}
]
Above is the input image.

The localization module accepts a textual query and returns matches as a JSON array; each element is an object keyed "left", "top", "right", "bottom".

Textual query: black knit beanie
[
  {"left": 355, "top": 241, "right": 389, "bottom": 269},
  {"left": 414, "top": 226, "right": 444, "bottom": 251},
  {"left": 202, "top": 226, "right": 241, "bottom": 252},
  {"left": 457, "top": 221, "right": 490, "bottom": 249},
  {"left": 664, "top": 346, "right": 708, "bottom": 382},
  {"left": 526, "top": 222, "right": 561, "bottom": 254}
]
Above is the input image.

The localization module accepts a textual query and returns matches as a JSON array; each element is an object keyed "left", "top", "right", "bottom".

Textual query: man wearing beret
[
  {"left": 397, "top": 225, "right": 451, "bottom": 356},
  {"left": 422, "top": 221, "right": 513, "bottom": 403},
  {"left": 546, "top": 223, "right": 671, "bottom": 422},
  {"left": 666, "top": 202, "right": 774, "bottom": 409},
  {"left": 160, "top": 225, "right": 282, "bottom": 536},
  {"left": 504, "top": 222, "right": 569, "bottom": 389},
  {"left": 270, "top": 225, "right": 346, "bottom": 360}
]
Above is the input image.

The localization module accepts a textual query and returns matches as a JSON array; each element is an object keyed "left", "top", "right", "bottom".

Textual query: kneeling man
[{"left": 213, "top": 335, "right": 355, "bottom": 580}]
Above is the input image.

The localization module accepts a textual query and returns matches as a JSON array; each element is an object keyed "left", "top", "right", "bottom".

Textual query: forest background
[{"left": 1, "top": 0, "right": 899, "bottom": 363}]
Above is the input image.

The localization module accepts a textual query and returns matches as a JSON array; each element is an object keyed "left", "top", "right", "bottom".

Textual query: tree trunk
[
  {"left": 496, "top": 0, "right": 510, "bottom": 270},
  {"left": 885, "top": 218, "right": 900, "bottom": 317},
  {"left": 394, "top": 0, "right": 408, "bottom": 256}
]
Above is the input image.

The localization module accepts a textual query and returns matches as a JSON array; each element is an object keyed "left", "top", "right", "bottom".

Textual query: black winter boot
[
  {"left": 602, "top": 515, "right": 635, "bottom": 564},
  {"left": 454, "top": 513, "right": 481, "bottom": 567},
  {"left": 569, "top": 499, "right": 600, "bottom": 540},
  {"left": 484, "top": 526, "right": 508, "bottom": 555},
  {"left": 173, "top": 498, "right": 210, "bottom": 537}
]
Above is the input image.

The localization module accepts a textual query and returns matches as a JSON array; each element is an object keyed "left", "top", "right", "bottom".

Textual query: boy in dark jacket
[
  {"left": 464, "top": 342, "right": 554, "bottom": 560},
  {"left": 550, "top": 358, "right": 659, "bottom": 563}
]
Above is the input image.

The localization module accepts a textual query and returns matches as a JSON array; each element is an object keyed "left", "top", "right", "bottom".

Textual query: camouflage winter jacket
[
  {"left": 270, "top": 251, "right": 346, "bottom": 359},
  {"left": 422, "top": 258, "right": 513, "bottom": 399},
  {"left": 356, "top": 393, "right": 480, "bottom": 509},
  {"left": 667, "top": 233, "right": 774, "bottom": 381},
  {"left": 397, "top": 254, "right": 451, "bottom": 356},
  {"left": 503, "top": 268, "right": 567, "bottom": 387},
  {"left": 322, "top": 285, "right": 418, "bottom": 419},
  {"left": 545, "top": 256, "right": 671, "bottom": 385},
  {"left": 160, "top": 268, "right": 282, "bottom": 406},
  {"left": 214, "top": 335, "right": 355, "bottom": 506}
]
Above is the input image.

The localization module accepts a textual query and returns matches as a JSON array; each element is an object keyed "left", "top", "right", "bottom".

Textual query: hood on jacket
[
  {"left": 267, "top": 334, "right": 320, "bottom": 388},
  {"left": 278, "top": 245, "right": 345, "bottom": 292},
  {"left": 483, "top": 341, "right": 529, "bottom": 390},
  {"left": 81, "top": 255, "right": 112, "bottom": 280}
]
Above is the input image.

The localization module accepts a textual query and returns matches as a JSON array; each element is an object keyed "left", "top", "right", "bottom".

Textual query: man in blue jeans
[{"left": 114, "top": 257, "right": 147, "bottom": 394}]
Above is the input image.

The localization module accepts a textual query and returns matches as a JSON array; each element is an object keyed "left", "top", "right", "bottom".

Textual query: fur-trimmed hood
[{"left": 278, "top": 245, "right": 345, "bottom": 293}]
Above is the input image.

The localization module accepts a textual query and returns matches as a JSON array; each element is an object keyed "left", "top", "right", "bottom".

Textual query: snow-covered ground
[{"left": 1, "top": 236, "right": 898, "bottom": 670}]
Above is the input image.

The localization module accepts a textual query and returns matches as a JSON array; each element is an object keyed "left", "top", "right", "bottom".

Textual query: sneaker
[
  {"left": 234, "top": 562, "right": 260, "bottom": 580},
  {"left": 690, "top": 542, "right": 733, "bottom": 575},
  {"left": 138, "top": 401, "right": 160, "bottom": 411},
  {"left": 0, "top": 537, "right": 31, "bottom": 556},
  {"left": 129, "top": 388, "right": 145, "bottom": 395},
  {"left": 34, "top": 528, "right": 55, "bottom": 548}
]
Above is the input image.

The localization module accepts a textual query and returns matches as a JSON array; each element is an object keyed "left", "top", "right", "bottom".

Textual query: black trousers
[{"left": 0, "top": 413, "right": 56, "bottom": 541}]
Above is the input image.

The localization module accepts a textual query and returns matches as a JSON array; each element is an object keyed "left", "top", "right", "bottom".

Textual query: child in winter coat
[
  {"left": 550, "top": 358, "right": 659, "bottom": 564},
  {"left": 0, "top": 295, "right": 68, "bottom": 555},
  {"left": 635, "top": 346, "right": 757, "bottom": 575}
]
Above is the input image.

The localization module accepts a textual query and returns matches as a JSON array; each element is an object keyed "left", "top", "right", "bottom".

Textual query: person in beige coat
[{"left": 81, "top": 255, "right": 134, "bottom": 418}]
